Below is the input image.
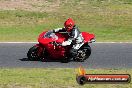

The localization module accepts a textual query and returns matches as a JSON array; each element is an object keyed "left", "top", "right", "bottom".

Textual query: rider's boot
[{"left": 69, "top": 49, "right": 78, "bottom": 60}]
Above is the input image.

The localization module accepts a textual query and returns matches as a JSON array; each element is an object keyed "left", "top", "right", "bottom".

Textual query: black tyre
[
  {"left": 61, "top": 57, "right": 70, "bottom": 63},
  {"left": 84, "top": 44, "right": 91, "bottom": 59},
  {"left": 75, "top": 44, "right": 91, "bottom": 62},
  {"left": 27, "top": 46, "right": 40, "bottom": 61}
]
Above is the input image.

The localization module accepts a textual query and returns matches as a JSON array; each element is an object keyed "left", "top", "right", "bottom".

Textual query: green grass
[
  {"left": 0, "top": 0, "right": 132, "bottom": 42},
  {"left": 0, "top": 1, "right": 132, "bottom": 88},
  {"left": 0, "top": 68, "right": 132, "bottom": 88}
]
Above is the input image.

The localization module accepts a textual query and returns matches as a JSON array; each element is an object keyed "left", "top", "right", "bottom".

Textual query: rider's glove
[
  {"left": 52, "top": 28, "right": 62, "bottom": 33},
  {"left": 62, "top": 39, "right": 72, "bottom": 46}
]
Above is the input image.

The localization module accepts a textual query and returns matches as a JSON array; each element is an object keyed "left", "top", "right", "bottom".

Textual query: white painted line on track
[
  {"left": 0, "top": 42, "right": 132, "bottom": 44},
  {"left": 0, "top": 42, "right": 38, "bottom": 43},
  {"left": 95, "top": 42, "right": 132, "bottom": 43}
]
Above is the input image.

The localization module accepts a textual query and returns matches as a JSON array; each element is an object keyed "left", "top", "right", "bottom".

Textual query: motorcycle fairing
[{"left": 37, "top": 31, "right": 95, "bottom": 59}]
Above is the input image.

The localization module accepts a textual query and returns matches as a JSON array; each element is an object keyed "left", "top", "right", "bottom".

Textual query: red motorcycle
[{"left": 27, "top": 30, "right": 95, "bottom": 62}]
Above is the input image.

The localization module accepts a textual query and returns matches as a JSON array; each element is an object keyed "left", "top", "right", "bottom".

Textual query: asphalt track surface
[{"left": 0, "top": 43, "right": 132, "bottom": 68}]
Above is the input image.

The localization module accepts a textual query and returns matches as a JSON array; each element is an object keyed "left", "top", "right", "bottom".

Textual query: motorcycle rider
[{"left": 52, "top": 18, "right": 84, "bottom": 59}]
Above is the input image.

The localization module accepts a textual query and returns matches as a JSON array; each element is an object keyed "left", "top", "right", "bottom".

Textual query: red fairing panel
[
  {"left": 46, "top": 44, "right": 66, "bottom": 59},
  {"left": 37, "top": 32, "right": 68, "bottom": 59},
  {"left": 46, "top": 33, "right": 68, "bottom": 59},
  {"left": 81, "top": 32, "right": 95, "bottom": 43},
  {"left": 38, "top": 31, "right": 52, "bottom": 45}
]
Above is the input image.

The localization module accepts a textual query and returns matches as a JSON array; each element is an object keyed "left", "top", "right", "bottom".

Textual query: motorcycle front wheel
[{"left": 27, "top": 46, "right": 40, "bottom": 61}]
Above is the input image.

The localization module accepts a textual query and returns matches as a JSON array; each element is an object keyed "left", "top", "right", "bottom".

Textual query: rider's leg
[
  {"left": 69, "top": 43, "right": 83, "bottom": 59},
  {"left": 69, "top": 34, "right": 84, "bottom": 59}
]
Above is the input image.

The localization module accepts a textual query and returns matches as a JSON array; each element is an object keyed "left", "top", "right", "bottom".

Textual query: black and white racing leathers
[{"left": 53, "top": 25, "right": 84, "bottom": 50}]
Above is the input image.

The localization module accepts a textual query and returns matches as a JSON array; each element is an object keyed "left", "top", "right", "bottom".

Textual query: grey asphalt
[{"left": 0, "top": 43, "right": 132, "bottom": 68}]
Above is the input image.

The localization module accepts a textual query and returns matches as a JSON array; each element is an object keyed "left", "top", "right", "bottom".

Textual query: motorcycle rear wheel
[{"left": 76, "top": 44, "right": 91, "bottom": 62}]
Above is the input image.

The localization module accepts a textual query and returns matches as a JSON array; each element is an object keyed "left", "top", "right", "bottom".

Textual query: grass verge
[
  {"left": 0, "top": 68, "right": 132, "bottom": 88},
  {"left": 0, "top": 0, "right": 132, "bottom": 42}
]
